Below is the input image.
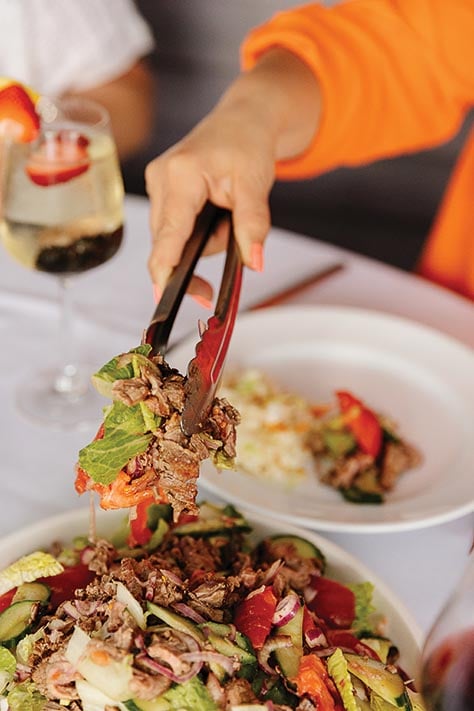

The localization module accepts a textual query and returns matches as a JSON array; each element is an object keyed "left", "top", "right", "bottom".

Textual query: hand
[
  {"left": 145, "top": 48, "right": 321, "bottom": 303},
  {"left": 145, "top": 98, "right": 275, "bottom": 304}
]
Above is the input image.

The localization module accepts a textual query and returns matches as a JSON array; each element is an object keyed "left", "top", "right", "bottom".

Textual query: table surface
[{"left": 0, "top": 194, "right": 472, "bottom": 638}]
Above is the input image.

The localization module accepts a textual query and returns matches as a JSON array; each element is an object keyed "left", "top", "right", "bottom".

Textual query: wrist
[{"left": 220, "top": 48, "right": 321, "bottom": 162}]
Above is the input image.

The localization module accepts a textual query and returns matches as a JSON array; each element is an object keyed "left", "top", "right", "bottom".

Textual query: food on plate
[
  {"left": 219, "top": 369, "right": 422, "bottom": 503},
  {"left": 75, "top": 345, "right": 240, "bottom": 523},
  {"left": 0, "top": 502, "right": 425, "bottom": 710},
  {"left": 218, "top": 369, "right": 316, "bottom": 485},
  {"left": 310, "top": 390, "right": 422, "bottom": 504}
]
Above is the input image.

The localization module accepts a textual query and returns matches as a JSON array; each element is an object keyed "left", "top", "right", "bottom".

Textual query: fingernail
[
  {"left": 153, "top": 284, "right": 162, "bottom": 304},
  {"left": 250, "top": 243, "right": 264, "bottom": 272},
  {"left": 191, "top": 294, "right": 213, "bottom": 310}
]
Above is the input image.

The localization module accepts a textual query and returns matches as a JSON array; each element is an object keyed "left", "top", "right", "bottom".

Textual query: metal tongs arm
[
  {"left": 143, "top": 202, "right": 243, "bottom": 436},
  {"left": 144, "top": 203, "right": 226, "bottom": 355}
]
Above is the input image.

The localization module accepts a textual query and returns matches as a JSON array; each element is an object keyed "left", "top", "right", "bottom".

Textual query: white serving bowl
[{"left": 0, "top": 505, "right": 422, "bottom": 679}]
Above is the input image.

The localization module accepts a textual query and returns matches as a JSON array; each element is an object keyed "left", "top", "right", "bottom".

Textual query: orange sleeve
[{"left": 241, "top": 0, "right": 474, "bottom": 180}]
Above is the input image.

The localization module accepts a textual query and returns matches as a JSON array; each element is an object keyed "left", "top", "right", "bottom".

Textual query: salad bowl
[{"left": 0, "top": 503, "right": 423, "bottom": 711}]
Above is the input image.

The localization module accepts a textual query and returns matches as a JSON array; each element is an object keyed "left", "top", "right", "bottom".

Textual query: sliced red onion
[
  {"left": 272, "top": 592, "right": 301, "bottom": 627},
  {"left": 257, "top": 635, "right": 293, "bottom": 675},
  {"left": 74, "top": 600, "right": 99, "bottom": 617},
  {"left": 245, "top": 584, "right": 266, "bottom": 601},
  {"left": 136, "top": 652, "right": 202, "bottom": 683},
  {"left": 172, "top": 602, "right": 206, "bottom": 624},
  {"left": 159, "top": 568, "right": 183, "bottom": 586},
  {"left": 262, "top": 559, "right": 283, "bottom": 584},
  {"left": 170, "top": 629, "right": 201, "bottom": 653},
  {"left": 305, "top": 627, "right": 328, "bottom": 648},
  {"left": 62, "top": 601, "right": 81, "bottom": 620},
  {"left": 181, "top": 650, "right": 237, "bottom": 676}
]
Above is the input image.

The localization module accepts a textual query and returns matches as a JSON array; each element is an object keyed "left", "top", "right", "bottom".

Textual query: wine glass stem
[{"left": 54, "top": 276, "right": 85, "bottom": 396}]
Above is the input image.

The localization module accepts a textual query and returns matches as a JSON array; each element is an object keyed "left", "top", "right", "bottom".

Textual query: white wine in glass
[{"left": 0, "top": 95, "right": 124, "bottom": 428}]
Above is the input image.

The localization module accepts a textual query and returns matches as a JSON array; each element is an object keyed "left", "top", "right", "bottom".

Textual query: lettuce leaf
[
  {"left": 78, "top": 430, "right": 153, "bottom": 485},
  {"left": 347, "top": 581, "right": 376, "bottom": 635},
  {"left": 91, "top": 344, "right": 152, "bottom": 398}
]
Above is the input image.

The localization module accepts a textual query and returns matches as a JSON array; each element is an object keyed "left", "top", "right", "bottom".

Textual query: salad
[
  {"left": 75, "top": 345, "right": 240, "bottom": 527},
  {"left": 219, "top": 370, "right": 421, "bottom": 504},
  {"left": 0, "top": 502, "right": 425, "bottom": 711}
]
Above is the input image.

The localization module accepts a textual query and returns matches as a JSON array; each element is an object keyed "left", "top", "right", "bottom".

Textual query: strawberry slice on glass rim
[
  {"left": 26, "top": 128, "right": 90, "bottom": 186},
  {"left": 0, "top": 80, "right": 40, "bottom": 143}
]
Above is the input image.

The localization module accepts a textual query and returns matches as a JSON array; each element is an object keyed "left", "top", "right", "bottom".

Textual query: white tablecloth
[{"left": 0, "top": 194, "right": 472, "bottom": 637}]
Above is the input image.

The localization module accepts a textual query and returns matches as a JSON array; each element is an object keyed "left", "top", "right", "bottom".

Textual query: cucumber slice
[
  {"left": 0, "top": 600, "right": 39, "bottom": 643},
  {"left": 13, "top": 582, "right": 50, "bottom": 604},
  {"left": 274, "top": 605, "right": 304, "bottom": 679},
  {"left": 341, "top": 487, "right": 384, "bottom": 505},
  {"left": 344, "top": 654, "right": 411, "bottom": 709},
  {"left": 173, "top": 502, "right": 250, "bottom": 537},
  {"left": 268, "top": 535, "right": 326, "bottom": 571},
  {"left": 146, "top": 602, "right": 204, "bottom": 642}
]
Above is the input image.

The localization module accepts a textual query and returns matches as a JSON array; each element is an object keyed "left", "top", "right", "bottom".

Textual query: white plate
[
  {"left": 0, "top": 506, "right": 423, "bottom": 678},
  {"left": 170, "top": 305, "right": 474, "bottom": 533}
]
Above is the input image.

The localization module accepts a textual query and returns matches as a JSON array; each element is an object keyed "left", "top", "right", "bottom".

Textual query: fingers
[
  {"left": 145, "top": 111, "right": 275, "bottom": 300},
  {"left": 145, "top": 152, "right": 208, "bottom": 290},
  {"left": 233, "top": 174, "right": 270, "bottom": 272}
]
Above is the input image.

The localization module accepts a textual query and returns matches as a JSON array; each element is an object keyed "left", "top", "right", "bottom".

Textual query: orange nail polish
[
  {"left": 153, "top": 284, "right": 162, "bottom": 304},
  {"left": 191, "top": 294, "right": 213, "bottom": 310},
  {"left": 250, "top": 243, "right": 264, "bottom": 272}
]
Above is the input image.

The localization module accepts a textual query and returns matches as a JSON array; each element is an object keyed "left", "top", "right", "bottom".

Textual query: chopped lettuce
[
  {"left": 91, "top": 344, "right": 152, "bottom": 398},
  {"left": 0, "top": 552, "right": 63, "bottom": 595},
  {"left": 160, "top": 675, "right": 219, "bottom": 710},
  {"left": 347, "top": 581, "right": 376, "bottom": 635},
  {"left": 5, "top": 680, "right": 45, "bottom": 711},
  {"left": 79, "top": 346, "right": 165, "bottom": 484},
  {"left": 327, "top": 648, "right": 358, "bottom": 711},
  {"left": 0, "top": 647, "right": 16, "bottom": 693},
  {"left": 78, "top": 430, "right": 153, "bottom": 485}
]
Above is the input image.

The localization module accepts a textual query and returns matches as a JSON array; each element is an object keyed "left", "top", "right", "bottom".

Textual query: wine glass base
[{"left": 16, "top": 365, "right": 104, "bottom": 430}]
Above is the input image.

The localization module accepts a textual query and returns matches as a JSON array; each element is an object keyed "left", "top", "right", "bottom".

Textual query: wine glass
[
  {"left": 0, "top": 95, "right": 124, "bottom": 428},
  {"left": 419, "top": 546, "right": 474, "bottom": 710}
]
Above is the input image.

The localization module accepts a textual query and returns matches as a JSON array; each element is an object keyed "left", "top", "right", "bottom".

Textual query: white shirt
[{"left": 0, "top": 0, "right": 154, "bottom": 95}]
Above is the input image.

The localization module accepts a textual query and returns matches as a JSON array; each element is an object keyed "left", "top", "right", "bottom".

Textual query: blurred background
[{"left": 123, "top": 0, "right": 473, "bottom": 273}]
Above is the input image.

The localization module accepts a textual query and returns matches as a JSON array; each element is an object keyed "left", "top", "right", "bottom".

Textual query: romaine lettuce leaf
[
  {"left": 348, "top": 581, "right": 376, "bottom": 634},
  {"left": 78, "top": 430, "right": 153, "bottom": 485},
  {"left": 91, "top": 344, "right": 152, "bottom": 398}
]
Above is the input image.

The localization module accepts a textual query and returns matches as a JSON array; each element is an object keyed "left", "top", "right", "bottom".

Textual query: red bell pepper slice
[
  {"left": 336, "top": 390, "right": 382, "bottom": 457},
  {"left": 234, "top": 585, "right": 278, "bottom": 649},
  {"left": 293, "top": 654, "right": 336, "bottom": 710},
  {"left": 307, "top": 576, "right": 355, "bottom": 629}
]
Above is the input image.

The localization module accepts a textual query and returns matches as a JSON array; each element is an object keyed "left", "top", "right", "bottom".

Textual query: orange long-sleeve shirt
[{"left": 241, "top": 0, "right": 474, "bottom": 300}]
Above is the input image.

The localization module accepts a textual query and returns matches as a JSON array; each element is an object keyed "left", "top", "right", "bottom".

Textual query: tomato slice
[
  {"left": 128, "top": 499, "right": 154, "bottom": 547},
  {"left": 39, "top": 564, "right": 95, "bottom": 608},
  {"left": 0, "top": 588, "right": 16, "bottom": 613},
  {"left": 234, "top": 585, "right": 278, "bottom": 649},
  {"left": 307, "top": 576, "right": 355, "bottom": 629}
]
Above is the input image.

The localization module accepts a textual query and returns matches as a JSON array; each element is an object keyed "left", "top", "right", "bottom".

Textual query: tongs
[{"left": 143, "top": 202, "right": 243, "bottom": 436}]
